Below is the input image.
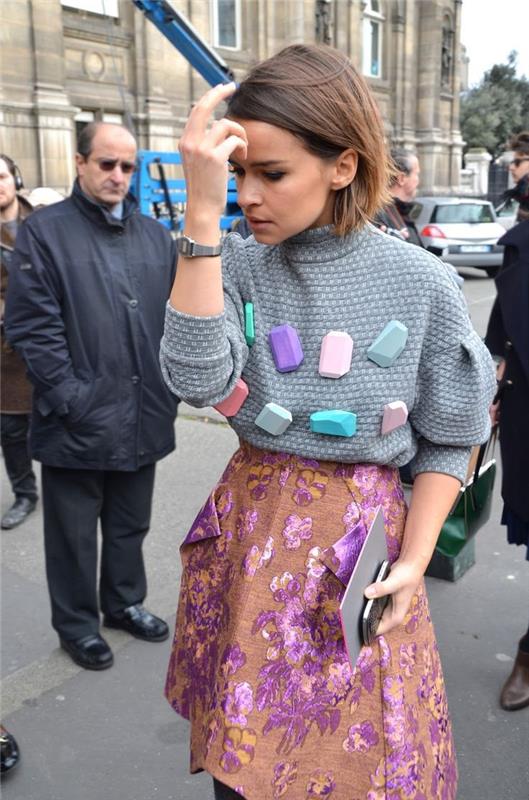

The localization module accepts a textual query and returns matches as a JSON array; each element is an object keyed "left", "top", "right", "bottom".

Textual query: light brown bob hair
[{"left": 226, "top": 44, "right": 392, "bottom": 235}]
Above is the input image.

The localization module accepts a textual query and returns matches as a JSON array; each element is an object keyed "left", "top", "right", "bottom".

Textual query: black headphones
[{"left": 0, "top": 154, "right": 24, "bottom": 191}]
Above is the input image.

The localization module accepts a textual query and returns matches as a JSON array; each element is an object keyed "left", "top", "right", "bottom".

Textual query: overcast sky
[{"left": 460, "top": 0, "right": 529, "bottom": 87}]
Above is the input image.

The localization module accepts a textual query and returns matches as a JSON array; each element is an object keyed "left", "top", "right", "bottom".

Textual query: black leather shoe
[
  {"left": 60, "top": 634, "right": 114, "bottom": 670},
  {"left": 104, "top": 604, "right": 169, "bottom": 642},
  {"left": 0, "top": 725, "right": 20, "bottom": 774},
  {"left": 1, "top": 497, "right": 37, "bottom": 530}
]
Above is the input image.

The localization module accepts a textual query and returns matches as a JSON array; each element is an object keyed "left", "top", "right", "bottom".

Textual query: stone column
[
  {"left": 448, "top": 0, "right": 464, "bottom": 191},
  {"left": 29, "top": 0, "right": 78, "bottom": 192},
  {"left": 415, "top": 0, "right": 444, "bottom": 192}
]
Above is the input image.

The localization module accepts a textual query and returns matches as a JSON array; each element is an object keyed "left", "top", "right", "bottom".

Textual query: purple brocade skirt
[{"left": 166, "top": 442, "right": 458, "bottom": 800}]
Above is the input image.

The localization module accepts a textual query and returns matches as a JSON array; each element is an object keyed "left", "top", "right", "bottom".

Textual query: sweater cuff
[
  {"left": 410, "top": 441, "right": 472, "bottom": 484},
  {"left": 162, "top": 302, "right": 229, "bottom": 361}
]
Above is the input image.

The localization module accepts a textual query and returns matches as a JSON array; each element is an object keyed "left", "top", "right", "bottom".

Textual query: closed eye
[
  {"left": 264, "top": 172, "right": 285, "bottom": 181},
  {"left": 228, "top": 164, "right": 244, "bottom": 177}
]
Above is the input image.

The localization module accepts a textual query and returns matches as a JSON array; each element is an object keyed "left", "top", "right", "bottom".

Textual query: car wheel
[{"left": 485, "top": 266, "right": 499, "bottom": 278}]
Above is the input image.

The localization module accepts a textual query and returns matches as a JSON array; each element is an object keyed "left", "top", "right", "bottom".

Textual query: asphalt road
[{"left": 1, "top": 266, "right": 528, "bottom": 800}]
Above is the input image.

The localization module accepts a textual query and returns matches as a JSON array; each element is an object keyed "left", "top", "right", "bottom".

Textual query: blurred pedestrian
[
  {"left": 485, "top": 132, "right": 529, "bottom": 712},
  {"left": 160, "top": 45, "right": 495, "bottom": 800},
  {"left": 375, "top": 147, "right": 423, "bottom": 245},
  {"left": 500, "top": 131, "right": 529, "bottom": 224},
  {"left": 0, "top": 154, "right": 38, "bottom": 530},
  {"left": 5, "top": 123, "right": 179, "bottom": 671}
]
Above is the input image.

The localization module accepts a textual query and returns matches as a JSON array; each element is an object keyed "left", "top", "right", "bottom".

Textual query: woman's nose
[{"left": 237, "top": 179, "right": 261, "bottom": 209}]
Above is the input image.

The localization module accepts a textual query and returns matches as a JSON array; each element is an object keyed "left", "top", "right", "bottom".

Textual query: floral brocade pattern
[{"left": 165, "top": 443, "right": 458, "bottom": 800}]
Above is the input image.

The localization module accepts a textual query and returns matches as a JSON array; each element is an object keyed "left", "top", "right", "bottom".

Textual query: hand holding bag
[{"left": 435, "top": 429, "right": 498, "bottom": 559}]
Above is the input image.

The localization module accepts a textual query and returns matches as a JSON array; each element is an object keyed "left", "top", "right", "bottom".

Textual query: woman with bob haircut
[{"left": 161, "top": 44, "right": 495, "bottom": 800}]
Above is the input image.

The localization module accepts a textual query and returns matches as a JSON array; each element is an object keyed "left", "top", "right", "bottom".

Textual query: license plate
[{"left": 459, "top": 245, "right": 492, "bottom": 253}]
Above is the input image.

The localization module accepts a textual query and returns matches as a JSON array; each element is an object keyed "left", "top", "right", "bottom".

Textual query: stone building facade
[{"left": 0, "top": 0, "right": 464, "bottom": 195}]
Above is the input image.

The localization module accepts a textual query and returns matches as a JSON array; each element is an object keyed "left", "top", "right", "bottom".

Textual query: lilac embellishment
[{"left": 268, "top": 324, "right": 304, "bottom": 372}]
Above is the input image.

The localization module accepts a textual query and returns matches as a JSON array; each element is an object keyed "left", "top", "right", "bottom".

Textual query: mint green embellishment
[
  {"left": 310, "top": 410, "right": 357, "bottom": 437},
  {"left": 367, "top": 320, "right": 408, "bottom": 368},
  {"left": 244, "top": 302, "right": 255, "bottom": 346}
]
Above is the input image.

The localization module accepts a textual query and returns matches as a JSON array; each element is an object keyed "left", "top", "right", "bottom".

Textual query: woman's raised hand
[{"left": 179, "top": 83, "right": 248, "bottom": 220}]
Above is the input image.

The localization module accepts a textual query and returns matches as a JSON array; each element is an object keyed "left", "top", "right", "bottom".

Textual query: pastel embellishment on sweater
[
  {"left": 381, "top": 400, "right": 408, "bottom": 434},
  {"left": 310, "top": 410, "right": 357, "bottom": 437},
  {"left": 214, "top": 378, "right": 249, "bottom": 418},
  {"left": 319, "top": 331, "right": 354, "bottom": 378},
  {"left": 244, "top": 302, "right": 255, "bottom": 346},
  {"left": 255, "top": 402, "right": 293, "bottom": 435},
  {"left": 367, "top": 320, "right": 408, "bottom": 367},
  {"left": 268, "top": 324, "right": 304, "bottom": 373}
]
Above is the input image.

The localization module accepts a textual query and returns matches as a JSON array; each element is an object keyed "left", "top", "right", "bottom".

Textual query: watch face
[
  {"left": 177, "top": 236, "right": 221, "bottom": 257},
  {"left": 177, "top": 236, "right": 194, "bottom": 256}
]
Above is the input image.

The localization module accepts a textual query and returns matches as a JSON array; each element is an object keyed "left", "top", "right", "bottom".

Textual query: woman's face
[
  {"left": 228, "top": 119, "right": 341, "bottom": 244},
  {"left": 509, "top": 151, "right": 529, "bottom": 184}
]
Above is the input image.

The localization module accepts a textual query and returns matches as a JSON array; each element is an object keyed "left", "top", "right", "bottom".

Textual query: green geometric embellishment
[
  {"left": 310, "top": 410, "right": 357, "bottom": 437},
  {"left": 244, "top": 302, "right": 255, "bottom": 346},
  {"left": 367, "top": 320, "right": 408, "bottom": 368}
]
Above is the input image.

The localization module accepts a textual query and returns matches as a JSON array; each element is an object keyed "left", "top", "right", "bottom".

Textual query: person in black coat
[
  {"left": 485, "top": 133, "right": 529, "bottom": 711},
  {"left": 5, "top": 122, "right": 179, "bottom": 671},
  {"left": 374, "top": 148, "right": 423, "bottom": 247}
]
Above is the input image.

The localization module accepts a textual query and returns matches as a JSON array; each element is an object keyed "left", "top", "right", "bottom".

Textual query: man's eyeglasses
[
  {"left": 510, "top": 157, "right": 529, "bottom": 168},
  {"left": 93, "top": 158, "right": 136, "bottom": 174}
]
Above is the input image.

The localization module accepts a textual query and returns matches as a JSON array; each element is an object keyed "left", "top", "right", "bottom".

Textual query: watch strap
[{"left": 177, "top": 235, "right": 222, "bottom": 258}]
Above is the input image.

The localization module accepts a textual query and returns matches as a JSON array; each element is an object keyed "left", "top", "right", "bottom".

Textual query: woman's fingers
[
  {"left": 215, "top": 135, "right": 248, "bottom": 164},
  {"left": 364, "top": 561, "right": 422, "bottom": 637},
  {"left": 206, "top": 118, "right": 248, "bottom": 148},
  {"left": 183, "top": 82, "right": 237, "bottom": 137}
]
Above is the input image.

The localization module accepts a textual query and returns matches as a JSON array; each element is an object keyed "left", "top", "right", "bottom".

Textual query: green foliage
[{"left": 461, "top": 52, "right": 529, "bottom": 158}]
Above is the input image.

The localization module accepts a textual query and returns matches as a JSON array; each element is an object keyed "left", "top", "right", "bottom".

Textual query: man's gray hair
[{"left": 390, "top": 148, "right": 417, "bottom": 178}]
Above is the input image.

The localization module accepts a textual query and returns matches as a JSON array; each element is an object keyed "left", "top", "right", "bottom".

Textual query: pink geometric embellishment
[
  {"left": 319, "top": 331, "right": 354, "bottom": 378},
  {"left": 214, "top": 378, "right": 249, "bottom": 417},
  {"left": 381, "top": 401, "right": 408, "bottom": 435}
]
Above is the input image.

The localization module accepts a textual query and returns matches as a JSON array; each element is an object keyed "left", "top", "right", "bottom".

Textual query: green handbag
[{"left": 435, "top": 432, "right": 497, "bottom": 559}]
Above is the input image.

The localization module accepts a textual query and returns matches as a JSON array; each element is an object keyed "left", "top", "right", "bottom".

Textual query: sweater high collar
[{"left": 280, "top": 223, "right": 374, "bottom": 264}]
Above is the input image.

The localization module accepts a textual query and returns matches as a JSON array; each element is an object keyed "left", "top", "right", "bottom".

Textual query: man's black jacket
[
  {"left": 5, "top": 181, "right": 179, "bottom": 471},
  {"left": 485, "top": 221, "right": 529, "bottom": 521}
]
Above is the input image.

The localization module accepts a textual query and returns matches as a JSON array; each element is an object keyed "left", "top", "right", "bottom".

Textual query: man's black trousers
[
  {"left": 1, "top": 413, "right": 38, "bottom": 502},
  {"left": 41, "top": 463, "right": 156, "bottom": 641}
]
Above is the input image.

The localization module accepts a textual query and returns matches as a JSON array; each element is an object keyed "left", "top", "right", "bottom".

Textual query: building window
[
  {"left": 74, "top": 110, "right": 124, "bottom": 145},
  {"left": 74, "top": 110, "right": 95, "bottom": 145},
  {"left": 211, "top": 0, "right": 241, "bottom": 50},
  {"left": 60, "top": 0, "right": 119, "bottom": 17},
  {"left": 362, "top": 0, "right": 384, "bottom": 79}
]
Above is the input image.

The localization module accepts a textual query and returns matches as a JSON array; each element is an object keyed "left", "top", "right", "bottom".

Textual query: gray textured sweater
[{"left": 160, "top": 224, "right": 496, "bottom": 482}]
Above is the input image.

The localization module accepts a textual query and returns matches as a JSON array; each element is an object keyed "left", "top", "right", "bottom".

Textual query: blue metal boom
[
  {"left": 132, "top": 0, "right": 234, "bottom": 87},
  {"left": 130, "top": 0, "right": 241, "bottom": 231}
]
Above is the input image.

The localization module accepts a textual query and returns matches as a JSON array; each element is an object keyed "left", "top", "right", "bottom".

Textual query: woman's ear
[{"left": 331, "top": 149, "right": 358, "bottom": 190}]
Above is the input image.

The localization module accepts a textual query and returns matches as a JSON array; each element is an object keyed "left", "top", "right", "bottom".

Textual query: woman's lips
[{"left": 247, "top": 217, "right": 273, "bottom": 229}]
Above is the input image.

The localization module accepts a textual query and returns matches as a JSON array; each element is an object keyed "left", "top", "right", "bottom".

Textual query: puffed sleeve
[
  {"left": 159, "top": 233, "right": 249, "bottom": 407},
  {"left": 409, "top": 268, "right": 496, "bottom": 483}
]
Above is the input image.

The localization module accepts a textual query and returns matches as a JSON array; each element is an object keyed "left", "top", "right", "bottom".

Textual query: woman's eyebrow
[{"left": 229, "top": 158, "right": 289, "bottom": 168}]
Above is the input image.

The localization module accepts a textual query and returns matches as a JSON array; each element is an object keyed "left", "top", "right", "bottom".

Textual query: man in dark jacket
[
  {"left": 375, "top": 148, "right": 423, "bottom": 247},
  {"left": 1, "top": 155, "right": 39, "bottom": 530},
  {"left": 5, "top": 123, "right": 179, "bottom": 670}
]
